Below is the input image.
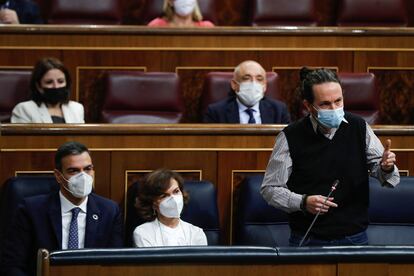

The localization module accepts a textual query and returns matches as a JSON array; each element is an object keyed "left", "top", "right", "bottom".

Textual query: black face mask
[{"left": 42, "top": 87, "right": 69, "bottom": 105}]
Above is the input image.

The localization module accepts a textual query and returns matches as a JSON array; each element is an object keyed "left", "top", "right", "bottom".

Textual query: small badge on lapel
[{"left": 92, "top": 214, "right": 99, "bottom": 220}]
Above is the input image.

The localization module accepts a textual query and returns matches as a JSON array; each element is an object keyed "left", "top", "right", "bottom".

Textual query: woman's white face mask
[
  {"left": 174, "top": 0, "right": 196, "bottom": 17},
  {"left": 158, "top": 194, "right": 184, "bottom": 218}
]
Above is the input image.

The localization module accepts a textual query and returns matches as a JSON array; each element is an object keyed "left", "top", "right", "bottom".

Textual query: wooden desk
[
  {"left": 37, "top": 247, "right": 414, "bottom": 276},
  {"left": 1, "top": 124, "right": 413, "bottom": 243}
]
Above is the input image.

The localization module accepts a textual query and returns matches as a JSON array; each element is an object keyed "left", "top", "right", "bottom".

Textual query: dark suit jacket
[
  {"left": 204, "top": 96, "right": 291, "bottom": 124},
  {"left": 1, "top": 192, "right": 123, "bottom": 276},
  {"left": 8, "top": 0, "right": 43, "bottom": 24}
]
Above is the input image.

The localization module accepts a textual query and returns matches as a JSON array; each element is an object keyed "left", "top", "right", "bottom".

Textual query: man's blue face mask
[{"left": 312, "top": 105, "right": 345, "bottom": 129}]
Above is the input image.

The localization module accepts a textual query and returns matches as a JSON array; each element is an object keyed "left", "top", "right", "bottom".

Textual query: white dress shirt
[
  {"left": 236, "top": 98, "right": 262, "bottom": 124},
  {"left": 133, "top": 218, "right": 208, "bottom": 247},
  {"left": 60, "top": 191, "right": 88, "bottom": 249}
]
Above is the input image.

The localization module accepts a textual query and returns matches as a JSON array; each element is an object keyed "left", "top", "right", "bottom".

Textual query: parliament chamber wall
[{"left": 1, "top": 25, "right": 414, "bottom": 243}]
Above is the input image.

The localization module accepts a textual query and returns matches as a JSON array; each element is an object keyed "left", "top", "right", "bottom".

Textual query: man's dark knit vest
[{"left": 283, "top": 112, "right": 369, "bottom": 239}]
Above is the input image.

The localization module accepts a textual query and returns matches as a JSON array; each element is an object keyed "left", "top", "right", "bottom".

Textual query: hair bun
[{"left": 299, "top": 67, "right": 313, "bottom": 81}]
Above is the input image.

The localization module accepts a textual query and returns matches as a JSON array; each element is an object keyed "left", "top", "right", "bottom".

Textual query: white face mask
[
  {"left": 174, "top": 0, "right": 196, "bottom": 17},
  {"left": 158, "top": 194, "right": 184, "bottom": 218},
  {"left": 236, "top": 81, "right": 265, "bottom": 107},
  {"left": 61, "top": 171, "right": 93, "bottom": 198}
]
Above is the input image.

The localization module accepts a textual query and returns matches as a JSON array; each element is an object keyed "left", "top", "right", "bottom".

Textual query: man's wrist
[
  {"left": 381, "top": 164, "right": 394, "bottom": 174},
  {"left": 300, "top": 194, "right": 308, "bottom": 212}
]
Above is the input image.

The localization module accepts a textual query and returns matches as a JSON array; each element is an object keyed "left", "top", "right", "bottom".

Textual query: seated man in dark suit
[
  {"left": 0, "top": 0, "right": 43, "bottom": 24},
  {"left": 203, "top": 60, "right": 290, "bottom": 124},
  {"left": 1, "top": 141, "right": 123, "bottom": 276}
]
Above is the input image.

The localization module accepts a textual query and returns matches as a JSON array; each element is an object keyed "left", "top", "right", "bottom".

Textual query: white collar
[
  {"left": 59, "top": 191, "right": 88, "bottom": 214},
  {"left": 236, "top": 97, "right": 260, "bottom": 113}
]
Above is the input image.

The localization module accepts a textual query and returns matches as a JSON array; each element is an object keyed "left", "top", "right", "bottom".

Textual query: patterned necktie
[
  {"left": 245, "top": 108, "right": 256, "bottom": 124},
  {"left": 68, "top": 207, "right": 81, "bottom": 249}
]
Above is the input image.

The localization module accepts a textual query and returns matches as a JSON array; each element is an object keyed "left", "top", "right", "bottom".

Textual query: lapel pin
[{"left": 92, "top": 214, "right": 99, "bottom": 220}]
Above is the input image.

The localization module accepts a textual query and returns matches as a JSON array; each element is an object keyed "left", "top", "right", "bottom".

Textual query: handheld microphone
[{"left": 298, "top": 179, "right": 339, "bottom": 247}]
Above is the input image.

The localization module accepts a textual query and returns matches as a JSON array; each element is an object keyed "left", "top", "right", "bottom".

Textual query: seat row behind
[
  {"left": 0, "top": 70, "right": 379, "bottom": 124},
  {"left": 36, "top": 0, "right": 410, "bottom": 27}
]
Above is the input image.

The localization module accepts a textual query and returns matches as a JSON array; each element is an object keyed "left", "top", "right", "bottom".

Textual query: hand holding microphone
[
  {"left": 305, "top": 195, "right": 338, "bottom": 215},
  {"left": 299, "top": 180, "right": 340, "bottom": 246}
]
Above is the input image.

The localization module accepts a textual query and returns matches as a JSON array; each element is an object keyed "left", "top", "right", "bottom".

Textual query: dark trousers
[{"left": 289, "top": 230, "right": 368, "bottom": 246}]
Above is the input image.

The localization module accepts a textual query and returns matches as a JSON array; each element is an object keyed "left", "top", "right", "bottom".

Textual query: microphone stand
[{"left": 298, "top": 180, "right": 339, "bottom": 247}]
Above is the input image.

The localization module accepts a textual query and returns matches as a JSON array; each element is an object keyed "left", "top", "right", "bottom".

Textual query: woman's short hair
[
  {"left": 30, "top": 57, "right": 72, "bottom": 106},
  {"left": 135, "top": 169, "right": 189, "bottom": 222},
  {"left": 300, "top": 67, "right": 340, "bottom": 104},
  {"left": 163, "top": 0, "right": 203, "bottom": 22}
]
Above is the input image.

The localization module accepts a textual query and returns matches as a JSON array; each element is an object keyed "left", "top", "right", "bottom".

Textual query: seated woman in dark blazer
[{"left": 11, "top": 57, "right": 84, "bottom": 123}]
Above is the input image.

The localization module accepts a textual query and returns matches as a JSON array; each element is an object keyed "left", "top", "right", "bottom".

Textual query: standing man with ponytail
[
  {"left": 261, "top": 67, "right": 399, "bottom": 246},
  {"left": 2, "top": 142, "right": 123, "bottom": 276}
]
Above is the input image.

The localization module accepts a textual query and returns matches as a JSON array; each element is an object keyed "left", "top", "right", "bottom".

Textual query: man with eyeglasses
[{"left": 204, "top": 60, "right": 290, "bottom": 124}]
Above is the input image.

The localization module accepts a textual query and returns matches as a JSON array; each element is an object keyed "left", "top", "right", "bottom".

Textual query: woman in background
[
  {"left": 133, "top": 169, "right": 207, "bottom": 247},
  {"left": 11, "top": 57, "right": 84, "bottom": 123},
  {"left": 148, "top": 0, "right": 214, "bottom": 27}
]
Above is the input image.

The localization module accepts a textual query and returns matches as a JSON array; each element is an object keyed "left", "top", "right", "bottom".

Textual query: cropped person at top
[
  {"left": 11, "top": 57, "right": 85, "bottom": 123},
  {"left": 148, "top": 0, "right": 214, "bottom": 27},
  {"left": 0, "top": 0, "right": 43, "bottom": 24},
  {"left": 133, "top": 169, "right": 207, "bottom": 247},
  {"left": 204, "top": 60, "right": 291, "bottom": 124},
  {"left": 261, "top": 67, "right": 400, "bottom": 246}
]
